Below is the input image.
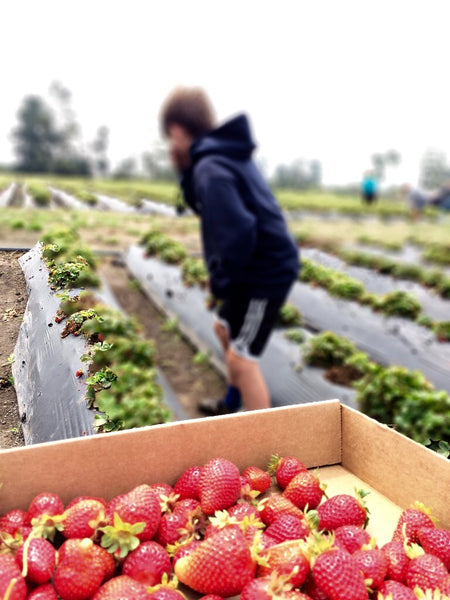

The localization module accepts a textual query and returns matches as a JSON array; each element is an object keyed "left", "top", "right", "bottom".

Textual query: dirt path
[
  {"left": 98, "top": 256, "right": 226, "bottom": 420},
  {"left": 0, "top": 251, "right": 26, "bottom": 448}
]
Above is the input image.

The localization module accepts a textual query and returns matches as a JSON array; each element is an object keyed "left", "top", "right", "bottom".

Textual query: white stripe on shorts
[{"left": 232, "top": 299, "right": 267, "bottom": 359}]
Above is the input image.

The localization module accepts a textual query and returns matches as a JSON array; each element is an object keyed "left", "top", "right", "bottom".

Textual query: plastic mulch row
[
  {"left": 12, "top": 244, "right": 187, "bottom": 446},
  {"left": 125, "top": 245, "right": 358, "bottom": 410}
]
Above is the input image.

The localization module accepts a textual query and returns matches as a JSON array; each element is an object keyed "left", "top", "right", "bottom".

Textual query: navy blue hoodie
[{"left": 180, "top": 114, "right": 300, "bottom": 299}]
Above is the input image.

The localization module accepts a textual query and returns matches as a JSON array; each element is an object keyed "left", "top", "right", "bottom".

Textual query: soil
[
  {"left": 98, "top": 256, "right": 226, "bottom": 420},
  {"left": 324, "top": 364, "right": 364, "bottom": 387},
  {"left": 0, "top": 251, "right": 26, "bottom": 448}
]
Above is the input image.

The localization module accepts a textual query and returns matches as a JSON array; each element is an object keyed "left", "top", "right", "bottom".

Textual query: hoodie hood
[{"left": 190, "top": 113, "right": 256, "bottom": 164}]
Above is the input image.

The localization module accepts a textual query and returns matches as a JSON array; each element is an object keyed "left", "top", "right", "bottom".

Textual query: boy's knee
[{"left": 226, "top": 348, "right": 258, "bottom": 379}]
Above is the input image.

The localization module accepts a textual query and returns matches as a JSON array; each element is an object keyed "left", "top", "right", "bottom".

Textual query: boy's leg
[{"left": 225, "top": 348, "right": 270, "bottom": 410}]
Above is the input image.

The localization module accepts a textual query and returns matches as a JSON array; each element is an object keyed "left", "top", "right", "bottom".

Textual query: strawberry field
[{"left": 0, "top": 175, "right": 449, "bottom": 453}]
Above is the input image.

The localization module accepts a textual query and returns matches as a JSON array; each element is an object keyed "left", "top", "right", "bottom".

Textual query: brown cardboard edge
[
  {"left": 341, "top": 405, "right": 450, "bottom": 529},
  {"left": 0, "top": 400, "right": 342, "bottom": 511}
]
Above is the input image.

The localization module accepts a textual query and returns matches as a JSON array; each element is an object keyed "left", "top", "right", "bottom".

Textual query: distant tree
[
  {"left": 142, "top": 141, "right": 176, "bottom": 181},
  {"left": 271, "top": 158, "right": 322, "bottom": 189},
  {"left": 11, "top": 95, "right": 62, "bottom": 172},
  {"left": 90, "top": 126, "right": 110, "bottom": 177},
  {"left": 112, "top": 157, "right": 137, "bottom": 179},
  {"left": 370, "top": 149, "right": 401, "bottom": 180},
  {"left": 419, "top": 148, "right": 450, "bottom": 190}
]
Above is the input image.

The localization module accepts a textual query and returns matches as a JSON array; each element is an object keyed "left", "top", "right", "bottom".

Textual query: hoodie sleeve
[{"left": 195, "top": 161, "right": 257, "bottom": 298}]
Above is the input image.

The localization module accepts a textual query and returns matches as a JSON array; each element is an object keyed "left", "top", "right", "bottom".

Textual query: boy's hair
[{"left": 160, "top": 86, "right": 216, "bottom": 138}]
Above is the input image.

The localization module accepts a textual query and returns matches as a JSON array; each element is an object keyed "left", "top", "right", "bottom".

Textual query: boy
[{"left": 160, "top": 87, "right": 300, "bottom": 415}]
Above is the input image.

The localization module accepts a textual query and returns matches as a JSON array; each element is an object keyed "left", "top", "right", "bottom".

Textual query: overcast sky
[{"left": 1, "top": 0, "right": 449, "bottom": 186}]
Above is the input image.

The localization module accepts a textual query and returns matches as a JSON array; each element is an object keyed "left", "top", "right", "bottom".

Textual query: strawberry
[
  {"left": 283, "top": 471, "right": 324, "bottom": 510},
  {"left": 264, "top": 514, "right": 310, "bottom": 544},
  {"left": 241, "top": 576, "right": 313, "bottom": 600},
  {"left": 147, "top": 585, "right": 186, "bottom": 600},
  {"left": 199, "top": 596, "right": 225, "bottom": 600},
  {"left": 149, "top": 483, "right": 175, "bottom": 502},
  {"left": 15, "top": 537, "right": 56, "bottom": 584},
  {"left": 228, "top": 502, "right": 261, "bottom": 522},
  {"left": 173, "top": 466, "right": 203, "bottom": 500},
  {"left": 53, "top": 538, "right": 106, "bottom": 600},
  {"left": 352, "top": 548, "right": 387, "bottom": 590},
  {"left": 27, "top": 583, "right": 59, "bottom": 599},
  {"left": 268, "top": 455, "right": 307, "bottom": 489},
  {"left": 92, "top": 575, "right": 149, "bottom": 599},
  {"left": 26, "top": 492, "right": 64, "bottom": 525},
  {"left": 122, "top": 540, "right": 171, "bottom": 586},
  {"left": 173, "top": 498, "right": 201, "bottom": 518},
  {"left": 0, "top": 510, "right": 27, "bottom": 536},
  {"left": 155, "top": 511, "right": 188, "bottom": 547},
  {"left": 312, "top": 547, "right": 368, "bottom": 600},
  {"left": 316, "top": 491, "right": 369, "bottom": 531},
  {"left": 376, "top": 580, "right": 417, "bottom": 599},
  {"left": 171, "top": 538, "right": 201, "bottom": 569},
  {"left": 174, "top": 527, "right": 257, "bottom": 596},
  {"left": 106, "top": 484, "right": 161, "bottom": 542},
  {"left": 405, "top": 552, "right": 448, "bottom": 593},
  {"left": 242, "top": 466, "right": 272, "bottom": 493},
  {"left": 440, "top": 574, "right": 450, "bottom": 595},
  {"left": 65, "top": 495, "right": 107, "bottom": 509},
  {"left": 417, "top": 526, "right": 450, "bottom": 569},
  {"left": 75, "top": 369, "right": 83, "bottom": 378},
  {"left": 380, "top": 540, "right": 410, "bottom": 583},
  {"left": 258, "top": 494, "right": 305, "bottom": 525},
  {"left": 258, "top": 540, "right": 311, "bottom": 588},
  {"left": 62, "top": 498, "right": 106, "bottom": 539},
  {"left": 333, "top": 525, "right": 371, "bottom": 554},
  {"left": 198, "top": 458, "right": 241, "bottom": 515},
  {"left": 392, "top": 502, "right": 435, "bottom": 544},
  {"left": 301, "top": 576, "right": 330, "bottom": 600},
  {"left": 0, "top": 554, "right": 27, "bottom": 600}
]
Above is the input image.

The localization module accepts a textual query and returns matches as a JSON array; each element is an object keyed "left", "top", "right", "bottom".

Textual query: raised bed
[
  {"left": 125, "top": 245, "right": 358, "bottom": 409},
  {"left": 12, "top": 243, "right": 187, "bottom": 445}
]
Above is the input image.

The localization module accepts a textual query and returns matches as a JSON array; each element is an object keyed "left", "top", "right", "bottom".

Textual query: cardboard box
[{"left": 1, "top": 400, "right": 448, "bottom": 546}]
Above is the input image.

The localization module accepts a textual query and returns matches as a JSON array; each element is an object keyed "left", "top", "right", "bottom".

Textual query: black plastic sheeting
[
  {"left": 12, "top": 244, "right": 188, "bottom": 445},
  {"left": 125, "top": 245, "right": 357, "bottom": 410},
  {"left": 288, "top": 281, "right": 450, "bottom": 394},
  {"left": 12, "top": 244, "right": 96, "bottom": 444},
  {"left": 302, "top": 248, "right": 450, "bottom": 322}
]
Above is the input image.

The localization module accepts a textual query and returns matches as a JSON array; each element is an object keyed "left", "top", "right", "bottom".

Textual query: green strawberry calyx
[{"left": 99, "top": 513, "right": 145, "bottom": 558}]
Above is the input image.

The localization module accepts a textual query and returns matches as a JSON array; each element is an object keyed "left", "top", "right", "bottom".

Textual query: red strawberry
[
  {"left": 302, "top": 576, "right": 329, "bottom": 600},
  {"left": 316, "top": 491, "right": 368, "bottom": 531},
  {"left": 258, "top": 540, "right": 311, "bottom": 588},
  {"left": 264, "top": 514, "right": 310, "bottom": 544},
  {"left": 440, "top": 574, "right": 450, "bottom": 595},
  {"left": 147, "top": 586, "right": 186, "bottom": 600},
  {"left": 283, "top": 471, "right": 324, "bottom": 510},
  {"left": 199, "top": 458, "right": 241, "bottom": 515},
  {"left": 62, "top": 498, "right": 106, "bottom": 539},
  {"left": 92, "top": 575, "right": 149, "bottom": 599},
  {"left": 122, "top": 540, "right": 171, "bottom": 586},
  {"left": 241, "top": 576, "right": 313, "bottom": 600},
  {"left": 376, "top": 580, "right": 417, "bottom": 599},
  {"left": 417, "top": 526, "right": 450, "bottom": 569},
  {"left": 268, "top": 455, "right": 307, "bottom": 489},
  {"left": 380, "top": 540, "right": 410, "bottom": 583},
  {"left": 174, "top": 527, "right": 257, "bottom": 596},
  {"left": 0, "top": 554, "right": 27, "bottom": 600},
  {"left": 155, "top": 511, "right": 187, "bottom": 547},
  {"left": 15, "top": 537, "right": 56, "bottom": 584},
  {"left": 26, "top": 492, "right": 64, "bottom": 525},
  {"left": 405, "top": 552, "right": 448, "bottom": 593},
  {"left": 312, "top": 547, "right": 368, "bottom": 600},
  {"left": 53, "top": 538, "right": 106, "bottom": 600},
  {"left": 392, "top": 502, "right": 435, "bottom": 544},
  {"left": 149, "top": 483, "right": 175, "bottom": 502},
  {"left": 228, "top": 503, "right": 261, "bottom": 522},
  {"left": 258, "top": 494, "right": 305, "bottom": 525},
  {"left": 173, "top": 498, "right": 201, "bottom": 518},
  {"left": 174, "top": 466, "right": 203, "bottom": 500},
  {"left": 75, "top": 370, "right": 83, "bottom": 378},
  {"left": 199, "top": 596, "right": 225, "bottom": 600},
  {"left": 352, "top": 548, "right": 387, "bottom": 590},
  {"left": 65, "top": 495, "right": 107, "bottom": 509},
  {"left": 242, "top": 466, "right": 272, "bottom": 493},
  {"left": 333, "top": 525, "right": 371, "bottom": 554},
  {"left": 0, "top": 510, "right": 27, "bottom": 535},
  {"left": 27, "top": 583, "right": 59, "bottom": 599},
  {"left": 106, "top": 484, "right": 161, "bottom": 542},
  {"left": 171, "top": 538, "right": 201, "bottom": 569}
]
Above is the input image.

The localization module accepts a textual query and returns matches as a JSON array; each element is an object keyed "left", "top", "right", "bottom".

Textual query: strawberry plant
[
  {"left": 47, "top": 258, "right": 100, "bottom": 290},
  {"left": 277, "top": 303, "right": 302, "bottom": 327},
  {"left": 376, "top": 290, "right": 422, "bottom": 319},
  {"left": 434, "top": 321, "right": 450, "bottom": 342},
  {"left": 303, "top": 331, "right": 357, "bottom": 367},
  {"left": 181, "top": 257, "right": 209, "bottom": 287}
]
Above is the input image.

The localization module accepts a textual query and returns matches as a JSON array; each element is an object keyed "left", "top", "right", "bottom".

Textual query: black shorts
[{"left": 217, "top": 291, "right": 289, "bottom": 360}]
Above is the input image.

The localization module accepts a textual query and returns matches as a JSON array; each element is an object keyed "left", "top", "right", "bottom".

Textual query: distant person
[
  {"left": 361, "top": 170, "right": 378, "bottom": 205},
  {"left": 400, "top": 183, "right": 428, "bottom": 220},
  {"left": 159, "top": 86, "right": 300, "bottom": 415},
  {"left": 429, "top": 180, "right": 450, "bottom": 211}
]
